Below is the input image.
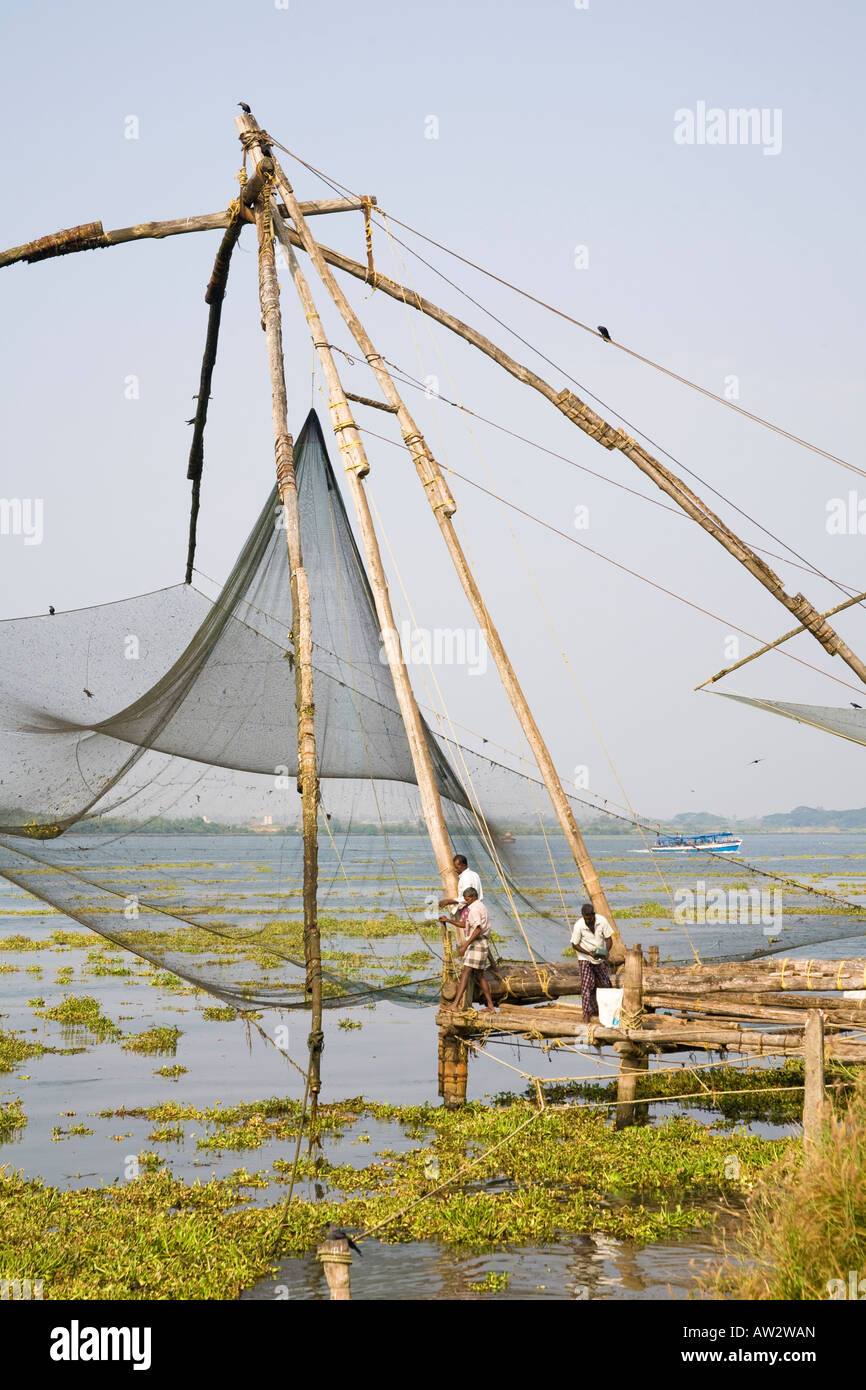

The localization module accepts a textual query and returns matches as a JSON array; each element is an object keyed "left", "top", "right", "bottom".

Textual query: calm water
[{"left": 2, "top": 830, "right": 863, "bottom": 1298}]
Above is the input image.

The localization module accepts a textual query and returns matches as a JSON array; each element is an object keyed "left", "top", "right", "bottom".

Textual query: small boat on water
[{"left": 636, "top": 832, "right": 742, "bottom": 855}]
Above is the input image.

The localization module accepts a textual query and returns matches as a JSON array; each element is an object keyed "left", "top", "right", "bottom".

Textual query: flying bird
[
  {"left": 238, "top": 103, "right": 252, "bottom": 113},
  {"left": 747, "top": 758, "right": 765, "bottom": 765},
  {"left": 83, "top": 689, "right": 94, "bottom": 698},
  {"left": 597, "top": 325, "right": 612, "bottom": 343},
  {"left": 324, "top": 1222, "right": 362, "bottom": 1255}
]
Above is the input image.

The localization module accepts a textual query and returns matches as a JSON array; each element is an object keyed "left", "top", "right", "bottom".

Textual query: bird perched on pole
[
  {"left": 325, "top": 1222, "right": 362, "bottom": 1255},
  {"left": 597, "top": 325, "right": 612, "bottom": 343},
  {"left": 238, "top": 102, "right": 252, "bottom": 113}
]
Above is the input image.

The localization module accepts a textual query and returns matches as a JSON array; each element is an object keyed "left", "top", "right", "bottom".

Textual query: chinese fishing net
[{"left": 1, "top": 411, "right": 863, "bottom": 1009}]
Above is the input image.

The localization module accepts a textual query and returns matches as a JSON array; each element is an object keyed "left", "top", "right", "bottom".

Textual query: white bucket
[{"left": 597, "top": 987, "right": 623, "bottom": 1028}]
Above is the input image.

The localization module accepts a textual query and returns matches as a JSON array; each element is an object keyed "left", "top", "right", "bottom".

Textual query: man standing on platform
[
  {"left": 441, "top": 886, "right": 496, "bottom": 1012},
  {"left": 571, "top": 902, "right": 614, "bottom": 1022},
  {"left": 438, "top": 853, "right": 482, "bottom": 924}
]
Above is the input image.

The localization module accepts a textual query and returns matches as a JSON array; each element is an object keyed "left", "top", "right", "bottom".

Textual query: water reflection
[{"left": 242, "top": 1231, "right": 714, "bottom": 1301}]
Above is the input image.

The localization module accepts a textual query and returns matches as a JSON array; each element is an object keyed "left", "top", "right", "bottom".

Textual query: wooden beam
[
  {"left": 236, "top": 114, "right": 460, "bottom": 945},
  {"left": 268, "top": 228, "right": 866, "bottom": 686},
  {"left": 696, "top": 588, "right": 866, "bottom": 689},
  {"left": 0, "top": 199, "right": 376, "bottom": 270},
  {"left": 251, "top": 121, "right": 620, "bottom": 944},
  {"left": 493, "top": 957, "right": 866, "bottom": 1005},
  {"left": 251, "top": 172, "right": 323, "bottom": 1125}
]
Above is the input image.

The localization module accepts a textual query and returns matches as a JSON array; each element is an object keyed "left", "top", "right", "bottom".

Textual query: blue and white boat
[{"left": 636, "top": 832, "right": 742, "bottom": 855}]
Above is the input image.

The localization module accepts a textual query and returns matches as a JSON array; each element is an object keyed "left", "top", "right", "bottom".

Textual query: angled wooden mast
[
  {"left": 5, "top": 189, "right": 863, "bottom": 688},
  {"left": 238, "top": 117, "right": 618, "bottom": 935},
  {"left": 237, "top": 116, "right": 460, "bottom": 926},
  {"left": 6, "top": 105, "right": 865, "bottom": 977}
]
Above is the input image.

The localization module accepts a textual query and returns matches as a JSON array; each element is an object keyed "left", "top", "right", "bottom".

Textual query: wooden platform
[{"left": 436, "top": 949, "right": 866, "bottom": 1116}]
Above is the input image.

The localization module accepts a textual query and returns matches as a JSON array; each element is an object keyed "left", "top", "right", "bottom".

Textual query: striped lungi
[
  {"left": 463, "top": 937, "right": 489, "bottom": 970},
  {"left": 579, "top": 959, "right": 611, "bottom": 1021}
]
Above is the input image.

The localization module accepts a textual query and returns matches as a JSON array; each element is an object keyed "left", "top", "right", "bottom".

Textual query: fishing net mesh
[{"left": 1, "top": 412, "right": 863, "bottom": 1009}]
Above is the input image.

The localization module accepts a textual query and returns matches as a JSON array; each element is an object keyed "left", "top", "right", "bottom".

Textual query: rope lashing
[
  {"left": 362, "top": 197, "right": 377, "bottom": 287},
  {"left": 240, "top": 128, "right": 274, "bottom": 153}
]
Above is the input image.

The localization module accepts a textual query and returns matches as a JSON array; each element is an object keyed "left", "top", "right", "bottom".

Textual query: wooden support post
[
  {"left": 615, "top": 946, "right": 647, "bottom": 1129},
  {"left": 317, "top": 1238, "right": 352, "bottom": 1300},
  {"left": 249, "top": 142, "right": 324, "bottom": 1129},
  {"left": 803, "top": 1009, "right": 827, "bottom": 1149},
  {"left": 236, "top": 118, "right": 459, "bottom": 956},
  {"left": 440, "top": 1029, "right": 469, "bottom": 1109},
  {"left": 647, "top": 945, "right": 660, "bottom": 967},
  {"left": 250, "top": 123, "right": 619, "bottom": 942}
]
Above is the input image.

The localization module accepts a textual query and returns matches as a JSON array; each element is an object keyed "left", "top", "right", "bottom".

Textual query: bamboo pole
[
  {"left": 8, "top": 188, "right": 865, "bottom": 683},
  {"left": 245, "top": 123, "right": 618, "bottom": 940},
  {"left": 236, "top": 117, "right": 459, "bottom": 929},
  {"left": 696, "top": 588, "right": 866, "bottom": 689},
  {"left": 250, "top": 161, "right": 324, "bottom": 1127},
  {"left": 0, "top": 199, "right": 374, "bottom": 269},
  {"left": 263, "top": 227, "right": 866, "bottom": 686},
  {"left": 316, "top": 1238, "right": 353, "bottom": 1299},
  {"left": 491, "top": 956, "right": 866, "bottom": 1004}
]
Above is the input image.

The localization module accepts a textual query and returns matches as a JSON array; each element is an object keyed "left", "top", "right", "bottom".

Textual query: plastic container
[{"left": 597, "top": 988, "right": 623, "bottom": 1028}]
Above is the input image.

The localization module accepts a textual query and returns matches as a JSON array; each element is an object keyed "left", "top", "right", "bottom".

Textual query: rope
[
  {"left": 267, "top": 136, "right": 860, "bottom": 478},
  {"left": 362, "top": 198, "right": 376, "bottom": 287},
  {"left": 355, "top": 421, "right": 866, "bottom": 698},
  {"left": 356, "top": 1104, "right": 544, "bottom": 1245}
]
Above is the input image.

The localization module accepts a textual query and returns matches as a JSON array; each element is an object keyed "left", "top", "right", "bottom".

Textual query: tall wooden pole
[
  {"left": 248, "top": 146, "right": 324, "bottom": 1124},
  {"left": 235, "top": 117, "right": 459, "bottom": 954},
  {"left": 244, "top": 125, "right": 617, "bottom": 936},
  {"left": 7, "top": 195, "right": 864, "bottom": 684},
  {"left": 803, "top": 1008, "right": 827, "bottom": 1149},
  {"left": 615, "top": 946, "right": 648, "bottom": 1129}
]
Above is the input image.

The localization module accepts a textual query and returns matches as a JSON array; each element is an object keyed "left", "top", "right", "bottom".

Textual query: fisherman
[
  {"left": 571, "top": 902, "right": 614, "bottom": 1022},
  {"left": 438, "top": 853, "right": 482, "bottom": 925},
  {"left": 440, "top": 886, "right": 496, "bottom": 1013}
]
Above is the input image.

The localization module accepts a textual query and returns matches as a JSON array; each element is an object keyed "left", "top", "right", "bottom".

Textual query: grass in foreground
[
  {"left": 705, "top": 1071, "right": 866, "bottom": 1299},
  {"left": 0, "top": 1100, "right": 782, "bottom": 1299}
]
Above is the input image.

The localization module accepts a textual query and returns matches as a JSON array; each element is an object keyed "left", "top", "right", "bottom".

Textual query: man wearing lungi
[
  {"left": 571, "top": 902, "right": 614, "bottom": 1022},
  {"left": 443, "top": 886, "right": 497, "bottom": 1013}
]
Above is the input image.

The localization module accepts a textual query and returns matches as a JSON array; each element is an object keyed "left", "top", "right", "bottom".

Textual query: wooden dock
[{"left": 436, "top": 947, "right": 866, "bottom": 1129}]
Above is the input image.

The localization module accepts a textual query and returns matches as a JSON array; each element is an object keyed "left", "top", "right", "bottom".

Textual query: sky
[{"left": 1, "top": 0, "right": 865, "bottom": 822}]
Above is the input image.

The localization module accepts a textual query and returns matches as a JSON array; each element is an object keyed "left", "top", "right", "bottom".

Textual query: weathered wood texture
[
  {"left": 237, "top": 114, "right": 459, "bottom": 922},
  {"left": 0, "top": 199, "right": 372, "bottom": 269},
  {"left": 493, "top": 958, "right": 866, "bottom": 1004},
  {"left": 803, "top": 1010, "right": 828, "bottom": 1147},
  {"left": 253, "top": 182, "right": 323, "bottom": 1117},
  {"left": 249, "top": 123, "right": 621, "bottom": 941}
]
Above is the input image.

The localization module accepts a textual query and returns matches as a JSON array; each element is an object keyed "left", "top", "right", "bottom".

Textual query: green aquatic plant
[
  {"left": 0, "top": 1030, "right": 48, "bottom": 1074},
  {"left": 121, "top": 1026, "right": 182, "bottom": 1056},
  {"left": 470, "top": 1270, "right": 510, "bottom": 1293},
  {"left": 0, "top": 1101, "right": 26, "bottom": 1140},
  {"left": 34, "top": 995, "right": 121, "bottom": 1041}
]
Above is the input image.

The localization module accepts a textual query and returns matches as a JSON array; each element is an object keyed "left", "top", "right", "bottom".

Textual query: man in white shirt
[
  {"left": 438, "top": 854, "right": 482, "bottom": 920},
  {"left": 570, "top": 902, "right": 614, "bottom": 1022},
  {"left": 440, "top": 887, "right": 496, "bottom": 1012}
]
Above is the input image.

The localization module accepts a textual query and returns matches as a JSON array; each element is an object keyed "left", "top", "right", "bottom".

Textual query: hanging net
[{"left": 1, "top": 412, "right": 864, "bottom": 1009}]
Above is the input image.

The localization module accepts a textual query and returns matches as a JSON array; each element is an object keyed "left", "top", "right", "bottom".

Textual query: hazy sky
[{"left": 1, "top": 0, "right": 865, "bottom": 821}]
